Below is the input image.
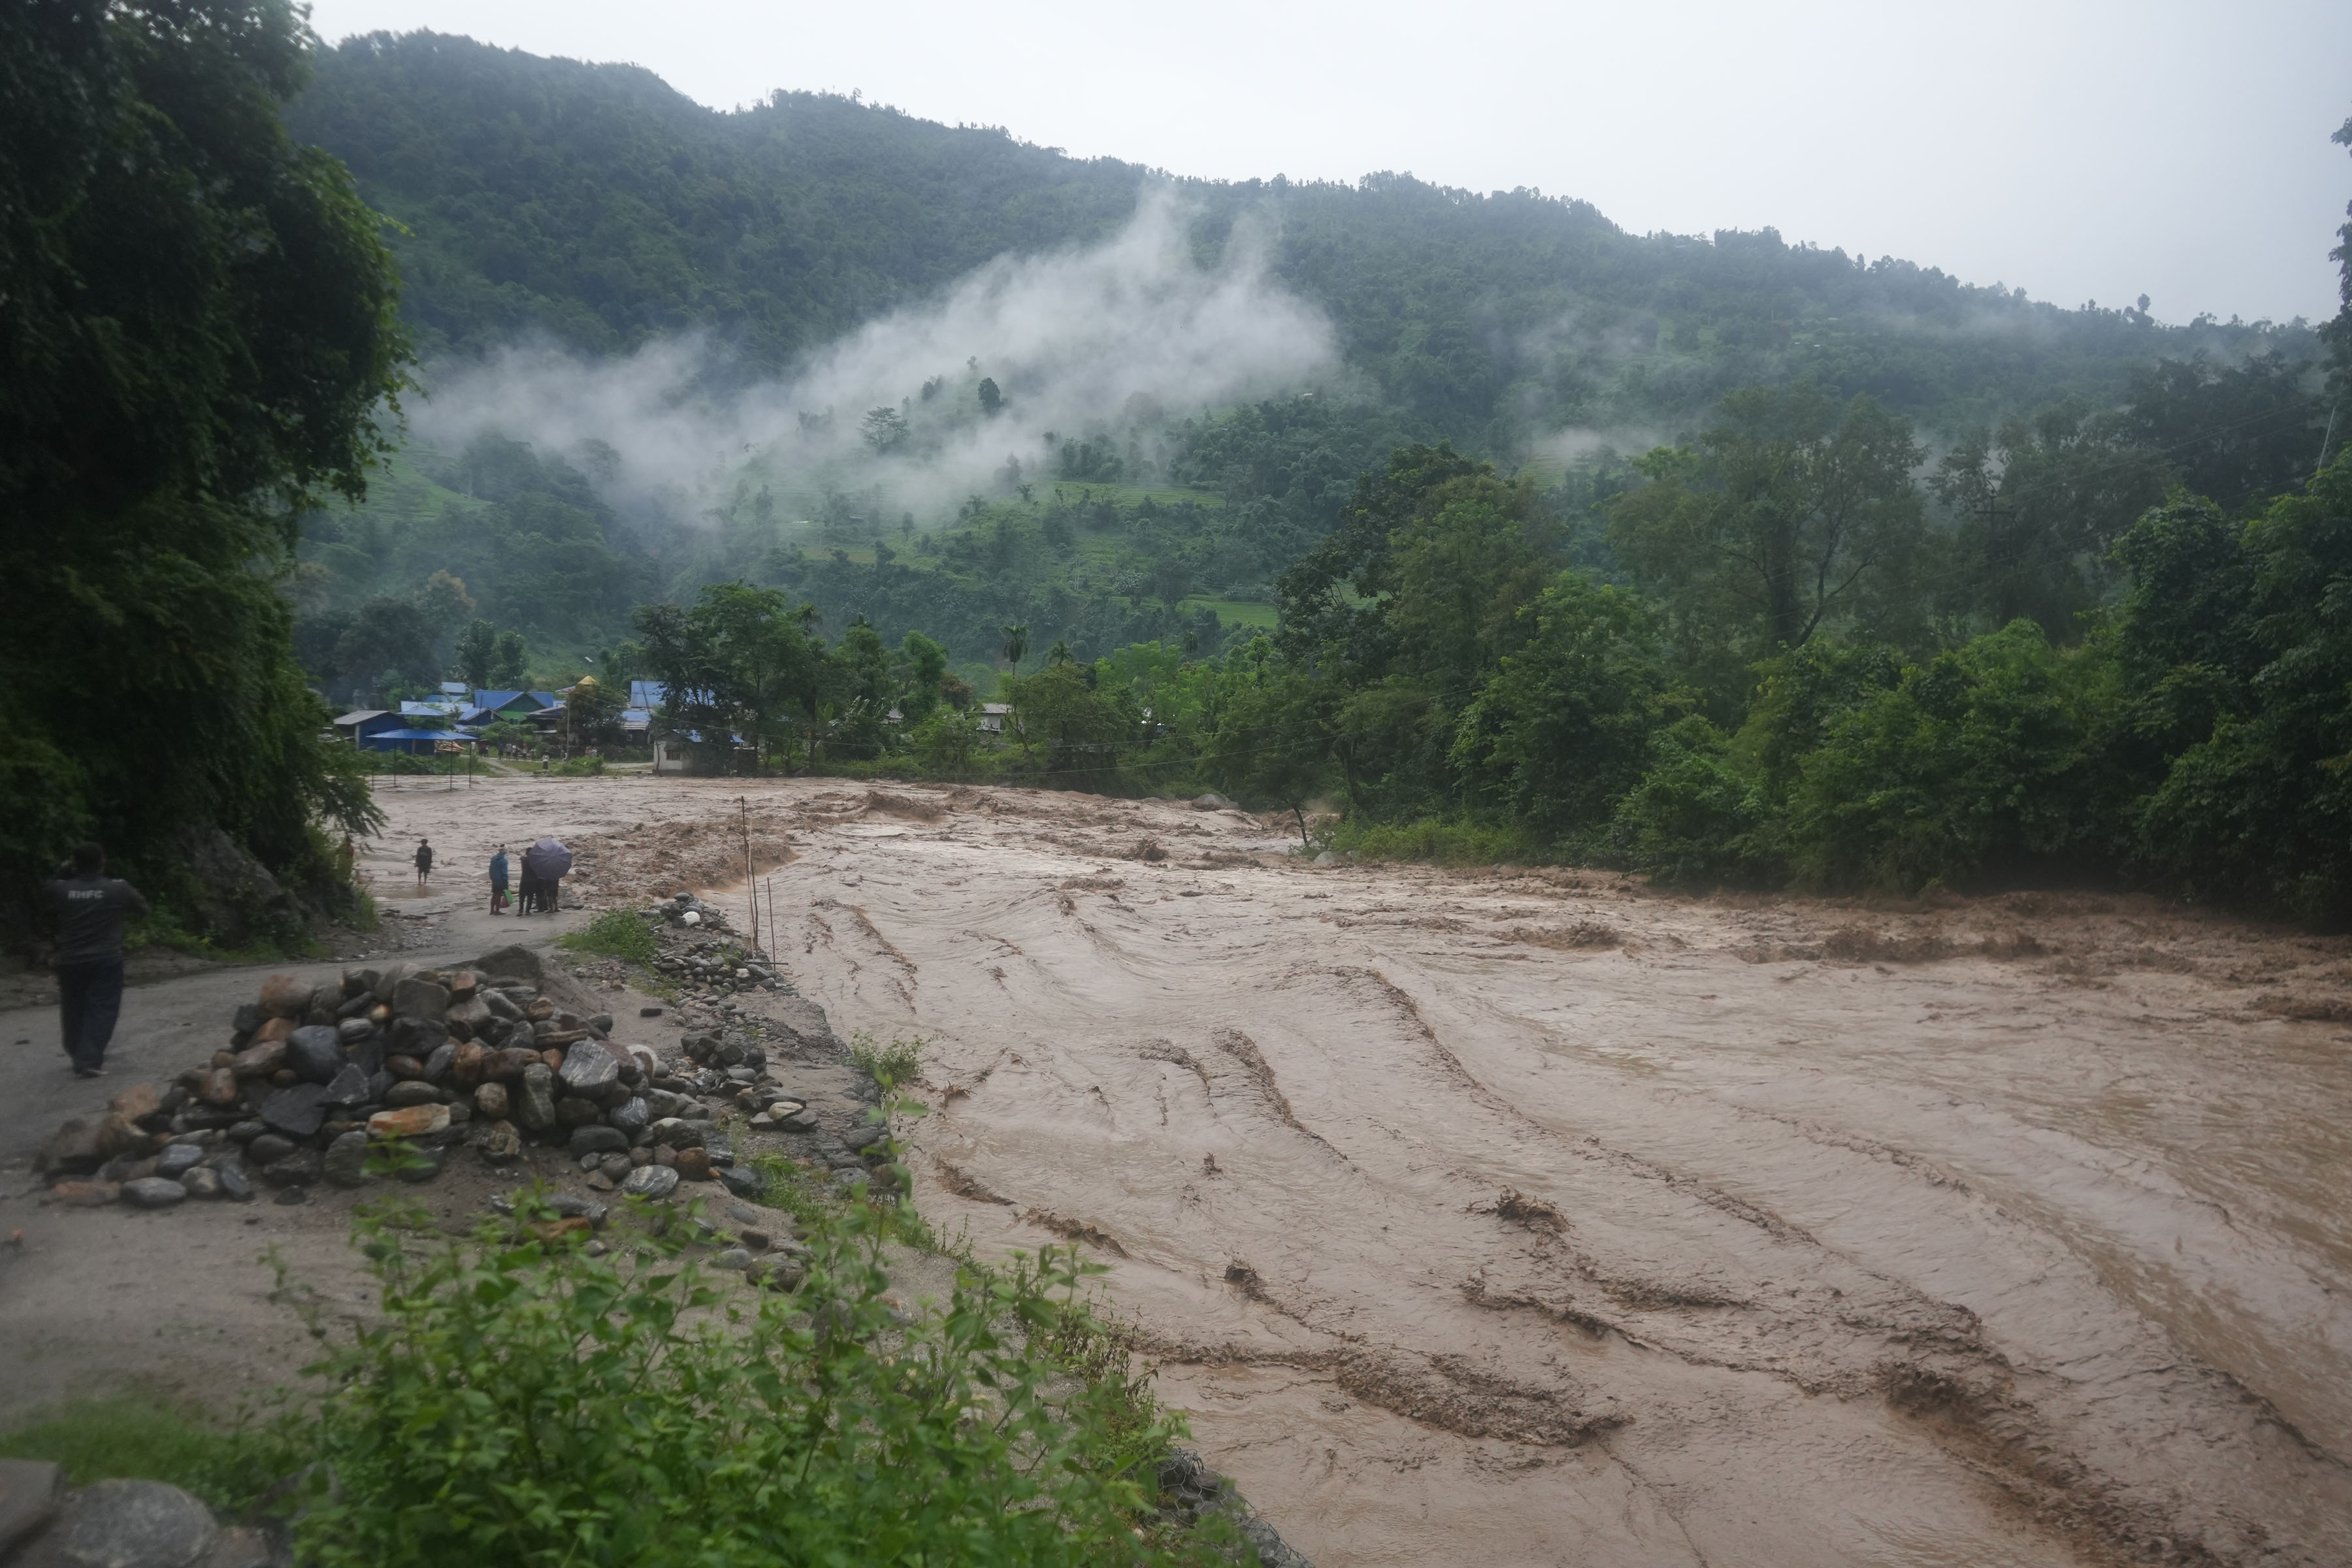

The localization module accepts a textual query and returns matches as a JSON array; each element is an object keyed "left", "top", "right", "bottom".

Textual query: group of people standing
[
  {"left": 487, "top": 841, "right": 565, "bottom": 915},
  {"left": 410, "top": 836, "right": 567, "bottom": 914}
]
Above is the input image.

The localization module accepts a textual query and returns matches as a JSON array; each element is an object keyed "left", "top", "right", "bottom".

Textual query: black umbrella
[{"left": 521, "top": 838, "right": 573, "bottom": 881}]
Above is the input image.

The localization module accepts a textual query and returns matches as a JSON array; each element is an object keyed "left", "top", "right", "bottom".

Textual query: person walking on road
[
  {"left": 414, "top": 838, "right": 433, "bottom": 889},
  {"left": 489, "top": 845, "right": 511, "bottom": 914},
  {"left": 46, "top": 842, "right": 148, "bottom": 1079}
]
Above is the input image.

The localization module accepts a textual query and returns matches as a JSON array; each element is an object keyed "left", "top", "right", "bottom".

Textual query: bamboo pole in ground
[{"left": 738, "top": 795, "right": 760, "bottom": 957}]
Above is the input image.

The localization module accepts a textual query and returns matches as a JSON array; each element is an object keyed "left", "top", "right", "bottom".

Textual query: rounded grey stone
[
  {"left": 619, "top": 1164, "right": 679, "bottom": 1200},
  {"left": 153, "top": 1145, "right": 203, "bottom": 1181},
  {"left": 27, "top": 1478, "right": 216, "bottom": 1568},
  {"left": 120, "top": 1177, "right": 188, "bottom": 1210},
  {"left": 558, "top": 1041, "right": 619, "bottom": 1096},
  {"left": 568, "top": 1125, "right": 629, "bottom": 1157},
  {"left": 321, "top": 1131, "right": 372, "bottom": 1188}
]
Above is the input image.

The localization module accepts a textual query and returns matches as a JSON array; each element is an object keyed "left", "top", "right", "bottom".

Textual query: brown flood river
[{"left": 385, "top": 776, "right": 2352, "bottom": 1565}]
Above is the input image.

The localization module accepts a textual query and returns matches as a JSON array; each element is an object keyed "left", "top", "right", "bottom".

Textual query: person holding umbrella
[{"left": 521, "top": 837, "right": 573, "bottom": 913}]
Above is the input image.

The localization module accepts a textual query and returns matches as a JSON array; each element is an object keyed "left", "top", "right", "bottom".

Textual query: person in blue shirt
[{"left": 489, "top": 846, "right": 511, "bottom": 914}]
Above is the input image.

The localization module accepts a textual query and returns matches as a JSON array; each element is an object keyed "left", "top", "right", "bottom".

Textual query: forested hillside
[
  {"left": 291, "top": 31, "right": 2304, "bottom": 438},
  {"left": 282, "top": 31, "right": 2329, "bottom": 700}
]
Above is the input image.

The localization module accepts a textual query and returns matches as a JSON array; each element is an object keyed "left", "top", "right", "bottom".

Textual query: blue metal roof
[
  {"left": 630, "top": 680, "right": 668, "bottom": 708},
  {"left": 368, "top": 727, "right": 478, "bottom": 742}
]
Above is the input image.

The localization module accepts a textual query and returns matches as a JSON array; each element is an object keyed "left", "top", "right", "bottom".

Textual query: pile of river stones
[{"left": 30, "top": 953, "right": 828, "bottom": 1211}]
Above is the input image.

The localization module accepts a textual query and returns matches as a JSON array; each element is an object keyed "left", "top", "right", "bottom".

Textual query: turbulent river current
[{"left": 423, "top": 777, "right": 2352, "bottom": 1565}]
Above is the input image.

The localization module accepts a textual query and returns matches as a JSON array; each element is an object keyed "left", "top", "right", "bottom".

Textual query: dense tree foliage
[{"left": 1, "top": 0, "right": 407, "bottom": 941}]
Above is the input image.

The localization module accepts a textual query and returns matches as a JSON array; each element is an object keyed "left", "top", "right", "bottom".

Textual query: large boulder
[
  {"left": 95, "top": 1114, "right": 146, "bottom": 1159},
  {"left": 619, "top": 1164, "right": 679, "bottom": 1201},
  {"left": 322, "top": 1131, "right": 372, "bottom": 1188},
  {"left": 14, "top": 1477, "right": 216, "bottom": 1568},
  {"left": 227, "top": 1039, "right": 285, "bottom": 1078},
  {"left": 261, "top": 1149, "right": 323, "bottom": 1187},
  {"left": 322, "top": 1064, "right": 371, "bottom": 1109},
  {"left": 517, "top": 1064, "right": 557, "bottom": 1132},
  {"left": 257, "top": 1083, "right": 331, "bottom": 1140},
  {"left": 0, "top": 1459, "right": 64, "bottom": 1560},
  {"left": 367, "top": 1105, "right": 450, "bottom": 1141},
  {"left": 489, "top": 1047, "right": 541, "bottom": 1083},
  {"left": 558, "top": 1041, "right": 620, "bottom": 1096},
  {"left": 108, "top": 1084, "right": 161, "bottom": 1123},
  {"left": 120, "top": 1177, "right": 188, "bottom": 1210},
  {"left": 391, "top": 976, "right": 449, "bottom": 1022},
  {"left": 286, "top": 1026, "right": 342, "bottom": 1085},
  {"left": 256, "top": 973, "right": 312, "bottom": 1020},
  {"left": 32, "top": 1121, "right": 103, "bottom": 1177},
  {"left": 568, "top": 1125, "right": 629, "bottom": 1158},
  {"left": 468, "top": 943, "right": 603, "bottom": 1019},
  {"left": 173, "top": 823, "right": 296, "bottom": 951}
]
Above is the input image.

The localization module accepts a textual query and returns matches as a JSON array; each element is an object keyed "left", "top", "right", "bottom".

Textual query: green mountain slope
[{"left": 284, "top": 31, "right": 2325, "bottom": 691}]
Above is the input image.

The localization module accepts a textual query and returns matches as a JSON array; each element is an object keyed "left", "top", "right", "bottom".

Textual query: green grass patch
[
  {"left": 1179, "top": 596, "right": 1276, "bottom": 628},
  {"left": 1328, "top": 815, "right": 1552, "bottom": 867},
  {"left": 0, "top": 1397, "right": 269, "bottom": 1511},
  {"left": 847, "top": 1028, "right": 923, "bottom": 1086},
  {"left": 557, "top": 907, "right": 660, "bottom": 966}
]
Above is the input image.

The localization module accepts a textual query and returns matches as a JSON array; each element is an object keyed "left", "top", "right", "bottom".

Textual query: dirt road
[{"left": 12, "top": 771, "right": 2352, "bottom": 1564}]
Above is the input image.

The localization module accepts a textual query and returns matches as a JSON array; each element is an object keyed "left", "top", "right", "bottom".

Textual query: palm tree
[{"left": 1000, "top": 622, "right": 1030, "bottom": 674}]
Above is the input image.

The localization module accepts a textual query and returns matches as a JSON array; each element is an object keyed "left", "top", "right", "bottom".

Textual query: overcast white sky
[{"left": 306, "top": 0, "right": 2350, "bottom": 327}]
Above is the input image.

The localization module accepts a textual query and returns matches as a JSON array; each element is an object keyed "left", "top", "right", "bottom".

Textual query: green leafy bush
[
  {"left": 848, "top": 1029, "right": 924, "bottom": 1086},
  {"left": 558, "top": 907, "right": 660, "bottom": 966},
  {"left": 1781, "top": 621, "right": 2114, "bottom": 892},
  {"left": 1611, "top": 717, "right": 1778, "bottom": 886},
  {"left": 255, "top": 1194, "right": 1218, "bottom": 1568}
]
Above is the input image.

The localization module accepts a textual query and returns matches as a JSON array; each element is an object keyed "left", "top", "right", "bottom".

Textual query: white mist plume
[{"left": 410, "top": 190, "right": 1338, "bottom": 523}]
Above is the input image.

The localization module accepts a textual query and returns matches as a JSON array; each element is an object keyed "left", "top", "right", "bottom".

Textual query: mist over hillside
[{"left": 283, "top": 29, "right": 2327, "bottom": 690}]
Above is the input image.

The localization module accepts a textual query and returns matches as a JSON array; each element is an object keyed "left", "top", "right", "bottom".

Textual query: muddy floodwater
[{"left": 376, "top": 776, "right": 2352, "bottom": 1566}]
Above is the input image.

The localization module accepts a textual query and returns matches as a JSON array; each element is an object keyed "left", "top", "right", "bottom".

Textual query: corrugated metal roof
[{"left": 334, "top": 710, "right": 389, "bottom": 725}]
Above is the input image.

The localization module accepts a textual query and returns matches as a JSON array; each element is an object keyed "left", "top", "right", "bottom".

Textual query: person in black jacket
[{"left": 46, "top": 842, "right": 148, "bottom": 1078}]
